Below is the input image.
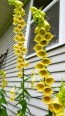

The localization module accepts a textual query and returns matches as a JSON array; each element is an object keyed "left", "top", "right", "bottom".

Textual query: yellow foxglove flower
[
  {"left": 13, "top": 44, "right": 19, "bottom": 49},
  {"left": 39, "top": 39, "right": 49, "bottom": 46},
  {"left": 31, "top": 75, "right": 36, "bottom": 89},
  {"left": 10, "top": 94, "right": 15, "bottom": 102},
  {"left": 39, "top": 27, "right": 46, "bottom": 35},
  {"left": 42, "top": 96, "right": 53, "bottom": 104},
  {"left": 45, "top": 32, "right": 54, "bottom": 40},
  {"left": 36, "top": 50, "right": 47, "bottom": 58},
  {"left": 18, "top": 42, "right": 23, "bottom": 47},
  {"left": 13, "top": 18, "right": 18, "bottom": 25},
  {"left": 41, "top": 58, "right": 52, "bottom": 66},
  {"left": 17, "top": 62, "right": 24, "bottom": 68},
  {"left": 18, "top": 32, "right": 24, "bottom": 38},
  {"left": 24, "top": 60, "right": 29, "bottom": 67},
  {"left": 14, "top": 27, "right": 20, "bottom": 33},
  {"left": 10, "top": 87, "right": 15, "bottom": 94},
  {"left": 14, "top": 35, "right": 20, "bottom": 42},
  {"left": 1, "top": 80, "right": 8, "bottom": 89},
  {"left": 34, "top": 27, "right": 40, "bottom": 33},
  {"left": 45, "top": 75, "right": 54, "bottom": 86},
  {"left": 44, "top": 20, "right": 50, "bottom": 31},
  {"left": 18, "top": 55, "right": 23, "bottom": 59},
  {"left": 22, "top": 47, "right": 28, "bottom": 53},
  {"left": 36, "top": 82, "right": 44, "bottom": 92},
  {"left": 16, "top": 65, "right": 23, "bottom": 70},
  {"left": 43, "top": 86, "right": 53, "bottom": 96},
  {"left": 54, "top": 111, "right": 65, "bottom": 116},
  {"left": 34, "top": 34, "right": 42, "bottom": 43},
  {"left": 17, "top": 24, "right": 23, "bottom": 30},
  {"left": 52, "top": 97, "right": 63, "bottom": 114},
  {"left": 33, "top": 44, "right": 42, "bottom": 51},
  {"left": 17, "top": 16, "right": 23, "bottom": 22},
  {"left": 14, "top": 49, "right": 21, "bottom": 55},
  {"left": 48, "top": 104, "right": 54, "bottom": 112},
  {"left": 19, "top": 37, "right": 26, "bottom": 43},
  {"left": 17, "top": 59, "right": 23, "bottom": 64},
  {"left": 19, "top": 20, "right": 26, "bottom": 27},
  {"left": 39, "top": 69, "right": 48, "bottom": 78},
  {"left": 35, "top": 62, "right": 44, "bottom": 70},
  {"left": 17, "top": 71, "right": 23, "bottom": 78}
]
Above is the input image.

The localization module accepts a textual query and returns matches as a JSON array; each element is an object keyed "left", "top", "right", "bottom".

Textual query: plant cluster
[
  {"left": 8, "top": 0, "right": 31, "bottom": 116},
  {"left": 30, "top": 7, "right": 65, "bottom": 116},
  {"left": 0, "top": 70, "right": 8, "bottom": 116}
]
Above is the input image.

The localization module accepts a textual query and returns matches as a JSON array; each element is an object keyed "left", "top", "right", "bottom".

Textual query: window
[{"left": 26, "top": 0, "right": 64, "bottom": 56}]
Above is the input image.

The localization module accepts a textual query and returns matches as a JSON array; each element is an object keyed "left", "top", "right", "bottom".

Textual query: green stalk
[{"left": 22, "top": 68, "right": 25, "bottom": 99}]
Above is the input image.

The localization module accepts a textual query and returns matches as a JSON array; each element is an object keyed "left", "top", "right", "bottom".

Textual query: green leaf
[
  {"left": 45, "top": 110, "right": 52, "bottom": 116},
  {"left": 19, "top": 100, "right": 27, "bottom": 114},
  {"left": 0, "top": 108, "right": 8, "bottom": 116},
  {"left": 24, "top": 89, "right": 31, "bottom": 97},
  {"left": 15, "top": 93, "right": 23, "bottom": 100},
  {"left": 1, "top": 93, "right": 7, "bottom": 104}
]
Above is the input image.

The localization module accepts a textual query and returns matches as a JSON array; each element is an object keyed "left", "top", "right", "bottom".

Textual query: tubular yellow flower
[
  {"left": 22, "top": 47, "right": 28, "bottom": 53},
  {"left": 48, "top": 104, "right": 54, "bottom": 112},
  {"left": 45, "top": 75, "right": 54, "bottom": 86},
  {"left": 39, "top": 39, "right": 49, "bottom": 47},
  {"left": 36, "top": 50, "right": 47, "bottom": 58},
  {"left": 34, "top": 34, "right": 42, "bottom": 43},
  {"left": 14, "top": 49, "right": 21, "bottom": 55},
  {"left": 17, "top": 71, "right": 23, "bottom": 78},
  {"left": 19, "top": 19, "right": 26, "bottom": 27},
  {"left": 13, "top": 44, "right": 19, "bottom": 49},
  {"left": 54, "top": 111, "right": 65, "bottom": 116},
  {"left": 16, "top": 65, "right": 23, "bottom": 70},
  {"left": 17, "top": 24, "right": 23, "bottom": 30},
  {"left": 17, "top": 16, "right": 23, "bottom": 22},
  {"left": 41, "top": 57, "right": 52, "bottom": 66},
  {"left": 10, "top": 94, "right": 15, "bottom": 102},
  {"left": 13, "top": 18, "right": 18, "bottom": 25},
  {"left": 1, "top": 80, "right": 8, "bottom": 89},
  {"left": 14, "top": 27, "right": 20, "bottom": 33},
  {"left": 35, "top": 62, "right": 44, "bottom": 70},
  {"left": 39, "top": 69, "right": 48, "bottom": 78},
  {"left": 44, "top": 20, "right": 50, "bottom": 31},
  {"left": 18, "top": 42, "right": 23, "bottom": 47},
  {"left": 10, "top": 87, "right": 15, "bottom": 94},
  {"left": 43, "top": 86, "right": 53, "bottom": 96},
  {"left": 17, "top": 58, "right": 23, "bottom": 64},
  {"left": 33, "top": 44, "right": 42, "bottom": 51},
  {"left": 52, "top": 97, "right": 63, "bottom": 114},
  {"left": 34, "top": 27, "right": 40, "bottom": 33},
  {"left": 19, "top": 37, "right": 26, "bottom": 42},
  {"left": 45, "top": 32, "right": 54, "bottom": 40},
  {"left": 14, "top": 35, "right": 20, "bottom": 42},
  {"left": 24, "top": 60, "right": 29, "bottom": 67},
  {"left": 39, "top": 27, "right": 46, "bottom": 35},
  {"left": 18, "top": 32, "right": 24, "bottom": 38},
  {"left": 18, "top": 55, "right": 23, "bottom": 59},
  {"left": 42, "top": 96, "right": 53, "bottom": 104},
  {"left": 36, "top": 82, "right": 45, "bottom": 92}
]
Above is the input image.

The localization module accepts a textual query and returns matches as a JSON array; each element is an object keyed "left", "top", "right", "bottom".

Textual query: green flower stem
[{"left": 22, "top": 68, "right": 25, "bottom": 99}]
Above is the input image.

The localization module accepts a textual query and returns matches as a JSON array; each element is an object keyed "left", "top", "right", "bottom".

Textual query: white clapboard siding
[{"left": 0, "top": 1, "right": 31, "bottom": 116}]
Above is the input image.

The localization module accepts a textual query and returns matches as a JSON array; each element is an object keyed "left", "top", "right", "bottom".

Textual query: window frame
[{"left": 25, "top": 0, "right": 65, "bottom": 59}]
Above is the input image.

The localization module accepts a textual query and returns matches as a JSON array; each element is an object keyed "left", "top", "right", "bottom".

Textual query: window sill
[{"left": 26, "top": 42, "right": 65, "bottom": 59}]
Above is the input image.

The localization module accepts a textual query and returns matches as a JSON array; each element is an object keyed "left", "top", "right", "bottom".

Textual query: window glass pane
[
  {"left": 33, "top": 0, "right": 53, "bottom": 9},
  {"left": 27, "top": 1, "right": 59, "bottom": 55}
]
